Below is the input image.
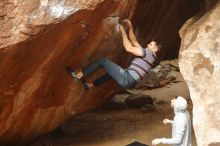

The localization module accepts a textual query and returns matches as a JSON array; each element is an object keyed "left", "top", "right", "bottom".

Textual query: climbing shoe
[
  {"left": 66, "top": 67, "right": 81, "bottom": 81},
  {"left": 81, "top": 78, "right": 89, "bottom": 91}
]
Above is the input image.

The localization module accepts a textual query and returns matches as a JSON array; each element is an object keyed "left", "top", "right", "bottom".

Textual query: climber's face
[{"left": 147, "top": 41, "right": 159, "bottom": 52}]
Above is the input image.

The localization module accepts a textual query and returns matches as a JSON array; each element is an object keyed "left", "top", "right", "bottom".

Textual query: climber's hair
[
  {"left": 152, "top": 39, "right": 166, "bottom": 59},
  {"left": 152, "top": 39, "right": 162, "bottom": 50},
  {"left": 151, "top": 39, "right": 166, "bottom": 68}
]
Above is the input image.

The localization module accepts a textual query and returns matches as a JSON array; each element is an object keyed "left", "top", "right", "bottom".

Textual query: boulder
[
  {"left": 140, "top": 104, "right": 156, "bottom": 113},
  {"left": 125, "top": 94, "right": 153, "bottom": 108},
  {"left": 0, "top": 0, "right": 205, "bottom": 145},
  {"left": 135, "top": 64, "right": 177, "bottom": 89},
  {"left": 0, "top": 0, "right": 137, "bottom": 145},
  {"left": 179, "top": 1, "right": 220, "bottom": 145}
]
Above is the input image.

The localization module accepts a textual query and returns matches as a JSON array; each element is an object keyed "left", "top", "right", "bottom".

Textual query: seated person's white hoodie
[{"left": 152, "top": 96, "right": 192, "bottom": 146}]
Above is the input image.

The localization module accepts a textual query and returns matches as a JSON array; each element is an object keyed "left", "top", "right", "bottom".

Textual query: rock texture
[
  {"left": 132, "top": 0, "right": 203, "bottom": 59},
  {"left": 0, "top": 0, "right": 137, "bottom": 145},
  {"left": 179, "top": 1, "right": 220, "bottom": 146},
  {"left": 125, "top": 94, "right": 153, "bottom": 108},
  {"left": 0, "top": 0, "right": 115, "bottom": 48},
  {"left": 135, "top": 63, "right": 178, "bottom": 89},
  {"left": 0, "top": 0, "right": 205, "bottom": 145}
]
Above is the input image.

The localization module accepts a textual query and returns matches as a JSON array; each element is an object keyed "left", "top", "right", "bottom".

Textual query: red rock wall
[
  {"left": 0, "top": 0, "right": 137, "bottom": 145},
  {"left": 0, "top": 0, "right": 204, "bottom": 145}
]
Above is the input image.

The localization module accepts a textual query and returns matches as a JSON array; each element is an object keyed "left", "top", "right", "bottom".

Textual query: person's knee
[
  {"left": 119, "top": 80, "right": 135, "bottom": 89},
  {"left": 118, "top": 81, "right": 129, "bottom": 89}
]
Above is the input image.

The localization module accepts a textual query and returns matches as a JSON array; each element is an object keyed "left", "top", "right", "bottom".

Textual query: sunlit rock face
[
  {"left": 0, "top": 0, "right": 137, "bottom": 145},
  {"left": 0, "top": 0, "right": 107, "bottom": 48},
  {"left": 179, "top": 1, "right": 220, "bottom": 146}
]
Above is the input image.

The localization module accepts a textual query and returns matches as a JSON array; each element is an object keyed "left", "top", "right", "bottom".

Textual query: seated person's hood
[{"left": 174, "top": 96, "right": 188, "bottom": 114}]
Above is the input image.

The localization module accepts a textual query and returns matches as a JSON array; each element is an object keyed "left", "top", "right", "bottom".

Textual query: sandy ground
[{"left": 32, "top": 60, "right": 197, "bottom": 146}]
